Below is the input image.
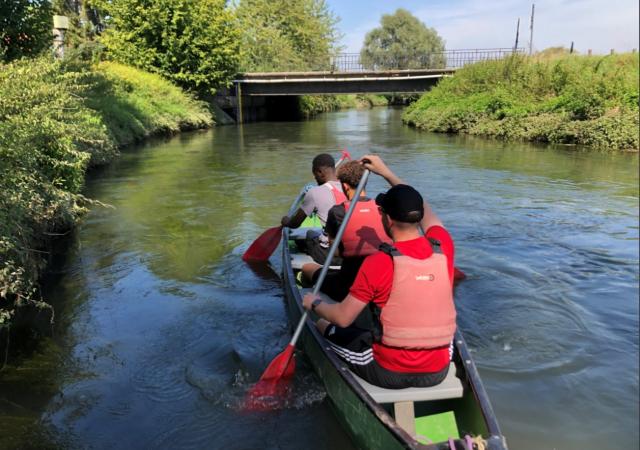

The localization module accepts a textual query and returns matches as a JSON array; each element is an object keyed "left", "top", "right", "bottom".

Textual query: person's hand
[
  {"left": 303, "top": 293, "right": 318, "bottom": 311},
  {"left": 360, "top": 154, "right": 403, "bottom": 186},
  {"left": 281, "top": 216, "right": 291, "bottom": 227},
  {"left": 360, "top": 154, "right": 391, "bottom": 178}
]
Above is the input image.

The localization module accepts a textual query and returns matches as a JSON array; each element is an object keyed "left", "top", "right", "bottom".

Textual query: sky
[{"left": 325, "top": 0, "right": 639, "bottom": 55}]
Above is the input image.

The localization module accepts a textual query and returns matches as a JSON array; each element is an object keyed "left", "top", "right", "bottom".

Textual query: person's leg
[
  {"left": 301, "top": 262, "right": 321, "bottom": 285},
  {"left": 322, "top": 324, "right": 450, "bottom": 389}
]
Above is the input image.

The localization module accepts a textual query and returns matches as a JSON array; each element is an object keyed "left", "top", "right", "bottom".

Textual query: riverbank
[
  {"left": 0, "top": 56, "right": 213, "bottom": 343},
  {"left": 403, "top": 53, "right": 639, "bottom": 151},
  {"left": 298, "top": 94, "right": 390, "bottom": 117}
]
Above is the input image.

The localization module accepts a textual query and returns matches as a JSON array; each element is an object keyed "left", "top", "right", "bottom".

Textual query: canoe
[{"left": 281, "top": 221, "right": 508, "bottom": 450}]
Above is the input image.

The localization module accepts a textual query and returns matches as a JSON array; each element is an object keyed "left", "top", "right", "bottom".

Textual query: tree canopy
[
  {"left": 235, "top": 0, "right": 341, "bottom": 72},
  {"left": 360, "top": 8, "right": 445, "bottom": 70},
  {"left": 93, "top": 0, "right": 241, "bottom": 95},
  {"left": 0, "top": 0, "right": 53, "bottom": 62}
]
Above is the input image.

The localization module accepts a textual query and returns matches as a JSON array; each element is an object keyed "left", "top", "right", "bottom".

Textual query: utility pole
[
  {"left": 514, "top": 18, "right": 520, "bottom": 52},
  {"left": 528, "top": 3, "right": 535, "bottom": 55}
]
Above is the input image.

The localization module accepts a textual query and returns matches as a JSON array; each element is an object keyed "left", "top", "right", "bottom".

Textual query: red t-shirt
[{"left": 349, "top": 226, "right": 455, "bottom": 373}]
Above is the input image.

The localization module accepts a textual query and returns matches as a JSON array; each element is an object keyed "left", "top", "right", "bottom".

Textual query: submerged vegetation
[
  {"left": 403, "top": 53, "right": 640, "bottom": 151},
  {"left": 0, "top": 55, "right": 211, "bottom": 336}
]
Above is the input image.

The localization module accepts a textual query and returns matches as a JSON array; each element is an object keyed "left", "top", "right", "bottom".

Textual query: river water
[{"left": 1, "top": 108, "right": 638, "bottom": 450}]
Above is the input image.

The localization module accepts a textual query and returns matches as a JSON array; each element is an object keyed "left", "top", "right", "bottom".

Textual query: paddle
[
  {"left": 244, "top": 169, "right": 371, "bottom": 410},
  {"left": 242, "top": 151, "right": 351, "bottom": 262}
]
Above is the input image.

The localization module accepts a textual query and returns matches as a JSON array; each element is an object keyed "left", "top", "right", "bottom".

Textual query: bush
[
  {"left": 0, "top": 56, "right": 212, "bottom": 331},
  {"left": 403, "top": 53, "right": 639, "bottom": 150}
]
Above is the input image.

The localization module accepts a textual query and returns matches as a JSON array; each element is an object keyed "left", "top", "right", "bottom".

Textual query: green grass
[
  {"left": 403, "top": 53, "right": 639, "bottom": 151},
  {"left": 0, "top": 55, "right": 212, "bottom": 333}
]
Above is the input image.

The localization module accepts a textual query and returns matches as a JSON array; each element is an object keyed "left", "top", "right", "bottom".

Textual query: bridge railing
[{"left": 324, "top": 48, "right": 525, "bottom": 72}]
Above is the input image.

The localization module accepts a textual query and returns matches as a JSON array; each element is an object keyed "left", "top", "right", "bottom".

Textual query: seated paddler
[
  {"left": 281, "top": 153, "right": 346, "bottom": 264},
  {"left": 300, "top": 160, "right": 392, "bottom": 302},
  {"left": 302, "top": 155, "right": 457, "bottom": 389}
]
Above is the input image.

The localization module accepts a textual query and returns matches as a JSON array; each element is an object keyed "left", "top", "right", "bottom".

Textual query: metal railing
[{"left": 323, "top": 48, "right": 525, "bottom": 72}]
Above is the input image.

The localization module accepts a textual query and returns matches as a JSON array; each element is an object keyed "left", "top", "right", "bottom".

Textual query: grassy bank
[
  {"left": 0, "top": 56, "right": 212, "bottom": 339},
  {"left": 403, "top": 53, "right": 639, "bottom": 151}
]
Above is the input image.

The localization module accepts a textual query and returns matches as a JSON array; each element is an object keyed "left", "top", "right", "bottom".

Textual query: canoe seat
[
  {"left": 350, "top": 363, "right": 463, "bottom": 437},
  {"left": 290, "top": 253, "right": 340, "bottom": 271},
  {"left": 351, "top": 363, "right": 463, "bottom": 403}
]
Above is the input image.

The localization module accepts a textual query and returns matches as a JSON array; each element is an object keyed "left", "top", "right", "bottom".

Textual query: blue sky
[{"left": 326, "top": 0, "right": 639, "bottom": 54}]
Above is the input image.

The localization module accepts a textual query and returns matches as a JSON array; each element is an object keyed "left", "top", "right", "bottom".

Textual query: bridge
[{"left": 221, "top": 48, "right": 522, "bottom": 122}]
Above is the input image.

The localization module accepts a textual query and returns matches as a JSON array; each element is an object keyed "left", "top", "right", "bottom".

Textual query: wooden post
[
  {"left": 236, "top": 82, "right": 244, "bottom": 124},
  {"left": 514, "top": 18, "right": 520, "bottom": 52},
  {"left": 569, "top": 42, "right": 574, "bottom": 54},
  {"left": 588, "top": 49, "right": 592, "bottom": 56},
  {"left": 610, "top": 49, "right": 615, "bottom": 55}
]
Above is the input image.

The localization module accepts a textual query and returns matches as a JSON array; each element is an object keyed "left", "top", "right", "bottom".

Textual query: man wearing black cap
[{"left": 303, "top": 155, "right": 457, "bottom": 389}]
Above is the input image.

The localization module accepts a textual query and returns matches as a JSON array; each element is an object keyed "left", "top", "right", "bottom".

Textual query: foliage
[
  {"left": 235, "top": 0, "right": 341, "bottom": 72},
  {"left": 0, "top": 55, "right": 212, "bottom": 329},
  {"left": 0, "top": 0, "right": 53, "bottom": 62},
  {"left": 360, "top": 8, "right": 445, "bottom": 70},
  {"left": 403, "top": 53, "right": 640, "bottom": 150},
  {"left": 93, "top": 0, "right": 241, "bottom": 95}
]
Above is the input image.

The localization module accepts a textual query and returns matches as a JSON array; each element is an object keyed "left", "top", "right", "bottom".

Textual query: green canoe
[{"left": 281, "top": 222, "right": 508, "bottom": 450}]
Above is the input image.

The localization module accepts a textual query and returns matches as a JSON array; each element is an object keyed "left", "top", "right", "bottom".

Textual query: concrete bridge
[
  {"left": 233, "top": 68, "right": 454, "bottom": 96},
  {"left": 217, "top": 48, "right": 521, "bottom": 122}
]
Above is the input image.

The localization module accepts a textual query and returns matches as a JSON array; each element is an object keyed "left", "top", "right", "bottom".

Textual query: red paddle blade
[
  {"left": 242, "top": 226, "right": 283, "bottom": 261},
  {"left": 454, "top": 267, "right": 466, "bottom": 281},
  {"left": 243, "top": 345, "right": 296, "bottom": 411},
  {"left": 341, "top": 149, "right": 351, "bottom": 161}
]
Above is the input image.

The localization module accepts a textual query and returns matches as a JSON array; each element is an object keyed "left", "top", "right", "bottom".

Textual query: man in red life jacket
[
  {"left": 302, "top": 155, "right": 457, "bottom": 389},
  {"left": 301, "top": 160, "right": 391, "bottom": 302},
  {"left": 281, "top": 153, "right": 346, "bottom": 264}
]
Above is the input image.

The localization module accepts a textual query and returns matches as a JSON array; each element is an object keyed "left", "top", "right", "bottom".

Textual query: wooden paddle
[
  {"left": 242, "top": 152, "right": 351, "bottom": 262},
  {"left": 243, "top": 169, "right": 371, "bottom": 410}
]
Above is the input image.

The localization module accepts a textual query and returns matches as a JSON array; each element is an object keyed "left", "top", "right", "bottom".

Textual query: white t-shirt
[{"left": 300, "top": 180, "right": 343, "bottom": 226}]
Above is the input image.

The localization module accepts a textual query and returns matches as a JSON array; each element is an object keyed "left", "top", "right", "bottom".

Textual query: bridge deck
[{"left": 234, "top": 69, "right": 455, "bottom": 95}]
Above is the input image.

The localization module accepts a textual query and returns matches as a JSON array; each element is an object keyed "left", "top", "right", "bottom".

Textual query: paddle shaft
[{"left": 289, "top": 169, "right": 371, "bottom": 346}]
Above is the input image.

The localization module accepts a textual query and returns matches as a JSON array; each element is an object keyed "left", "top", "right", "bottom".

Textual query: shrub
[{"left": 403, "top": 53, "right": 639, "bottom": 151}]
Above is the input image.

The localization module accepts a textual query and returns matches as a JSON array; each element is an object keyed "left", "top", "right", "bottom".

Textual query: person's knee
[{"left": 301, "top": 263, "right": 321, "bottom": 282}]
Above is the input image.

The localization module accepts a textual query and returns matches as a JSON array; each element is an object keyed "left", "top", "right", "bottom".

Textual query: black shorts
[
  {"left": 305, "top": 231, "right": 342, "bottom": 266},
  {"left": 323, "top": 325, "right": 450, "bottom": 389},
  {"left": 311, "top": 257, "right": 364, "bottom": 302}
]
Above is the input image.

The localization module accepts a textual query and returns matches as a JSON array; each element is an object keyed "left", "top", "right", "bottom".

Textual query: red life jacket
[
  {"left": 340, "top": 199, "right": 391, "bottom": 257},
  {"left": 324, "top": 181, "right": 347, "bottom": 205},
  {"left": 379, "top": 245, "right": 456, "bottom": 349}
]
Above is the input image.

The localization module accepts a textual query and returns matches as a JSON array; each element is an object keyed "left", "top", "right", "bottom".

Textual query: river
[{"left": 1, "top": 108, "right": 638, "bottom": 450}]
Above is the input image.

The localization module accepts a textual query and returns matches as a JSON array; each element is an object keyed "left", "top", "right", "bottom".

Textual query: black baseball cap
[{"left": 375, "top": 184, "right": 424, "bottom": 223}]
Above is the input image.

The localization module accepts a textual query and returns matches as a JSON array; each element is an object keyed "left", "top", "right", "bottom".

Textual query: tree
[
  {"left": 0, "top": 0, "right": 53, "bottom": 62},
  {"left": 360, "top": 9, "right": 445, "bottom": 70},
  {"left": 93, "top": 0, "right": 240, "bottom": 95},
  {"left": 235, "top": 0, "right": 341, "bottom": 72}
]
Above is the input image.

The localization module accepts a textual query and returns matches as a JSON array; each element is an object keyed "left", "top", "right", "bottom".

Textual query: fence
[{"left": 325, "top": 48, "right": 525, "bottom": 72}]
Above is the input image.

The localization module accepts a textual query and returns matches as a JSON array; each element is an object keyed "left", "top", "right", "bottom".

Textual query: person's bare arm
[
  {"left": 281, "top": 208, "right": 307, "bottom": 228},
  {"left": 360, "top": 154, "right": 443, "bottom": 229},
  {"left": 302, "top": 293, "right": 367, "bottom": 328}
]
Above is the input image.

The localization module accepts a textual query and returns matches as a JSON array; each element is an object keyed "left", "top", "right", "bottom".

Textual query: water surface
[{"left": 1, "top": 108, "right": 638, "bottom": 450}]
